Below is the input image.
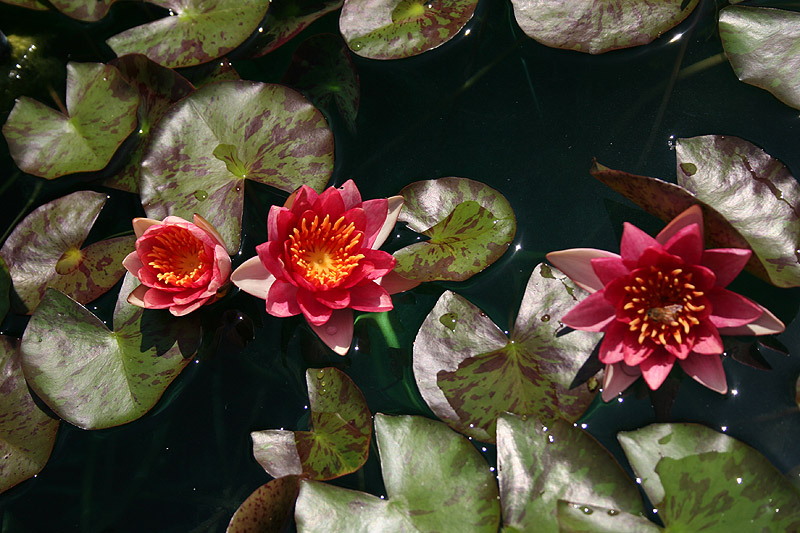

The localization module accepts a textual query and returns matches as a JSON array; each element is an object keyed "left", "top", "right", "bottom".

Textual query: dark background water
[{"left": 2, "top": 0, "right": 800, "bottom": 530}]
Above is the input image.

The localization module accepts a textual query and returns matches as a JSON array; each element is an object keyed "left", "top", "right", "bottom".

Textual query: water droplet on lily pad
[
  {"left": 607, "top": 509, "right": 619, "bottom": 516},
  {"left": 194, "top": 190, "right": 208, "bottom": 201},
  {"left": 319, "top": 380, "right": 327, "bottom": 388},
  {"left": 319, "top": 388, "right": 327, "bottom": 395},
  {"left": 582, "top": 506, "right": 593, "bottom": 515},
  {"left": 541, "top": 314, "right": 550, "bottom": 322},
  {"left": 316, "top": 369, "right": 325, "bottom": 379},
  {"left": 439, "top": 312, "right": 458, "bottom": 331}
]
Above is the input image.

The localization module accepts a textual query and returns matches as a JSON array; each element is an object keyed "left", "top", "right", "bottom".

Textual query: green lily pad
[
  {"left": 393, "top": 177, "right": 516, "bottom": 282},
  {"left": 2, "top": 62, "right": 139, "bottom": 179},
  {"left": 0, "top": 336, "right": 59, "bottom": 494},
  {"left": 186, "top": 58, "right": 240, "bottom": 88},
  {"left": 295, "top": 414, "right": 500, "bottom": 531},
  {"left": 497, "top": 414, "right": 644, "bottom": 532},
  {"left": 618, "top": 423, "right": 800, "bottom": 530},
  {"left": 339, "top": 0, "right": 478, "bottom": 60},
  {"left": 0, "top": 0, "right": 47, "bottom": 10},
  {"left": 510, "top": 0, "right": 699, "bottom": 54},
  {"left": 249, "top": 0, "right": 343, "bottom": 57},
  {"left": 251, "top": 367, "right": 370, "bottom": 481},
  {"left": 413, "top": 264, "right": 602, "bottom": 442},
  {"left": 227, "top": 476, "right": 301, "bottom": 533},
  {"left": 140, "top": 80, "right": 334, "bottom": 254},
  {"left": 0, "top": 191, "right": 135, "bottom": 314},
  {"left": 19, "top": 274, "right": 201, "bottom": 430},
  {"left": 106, "top": 0, "right": 269, "bottom": 69},
  {"left": 556, "top": 500, "right": 660, "bottom": 533},
  {"left": 0, "top": 256, "right": 10, "bottom": 324},
  {"left": 720, "top": 6, "right": 800, "bottom": 110},
  {"left": 49, "top": 0, "right": 118, "bottom": 21}
]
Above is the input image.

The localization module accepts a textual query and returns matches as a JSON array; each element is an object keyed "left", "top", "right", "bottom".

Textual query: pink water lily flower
[
  {"left": 546, "top": 205, "right": 784, "bottom": 401},
  {"left": 231, "top": 180, "right": 410, "bottom": 355},
  {"left": 122, "top": 215, "right": 231, "bottom": 316}
]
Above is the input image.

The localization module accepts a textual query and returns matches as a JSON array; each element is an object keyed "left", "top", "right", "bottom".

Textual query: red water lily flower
[
  {"left": 122, "top": 215, "right": 231, "bottom": 316},
  {"left": 546, "top": 205, "right": 784, "bottom": 401},
  {"left": 231, "top": 180, "right": 412, "bottom": 355}
]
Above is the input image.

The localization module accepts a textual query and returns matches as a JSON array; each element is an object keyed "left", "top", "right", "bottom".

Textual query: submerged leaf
[
  {"left": 249, "top": 0, "right": 343, "bottom": 57},
  {"left": 227, "top": 476, "right": 301, "bottom": 533}
]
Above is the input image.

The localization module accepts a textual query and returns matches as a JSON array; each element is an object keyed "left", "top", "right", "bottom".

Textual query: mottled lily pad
[
  {"left": 393, "top": 177, "right": 516, "bottom": 282},
  {"left": 140, "top": 80, "right": 334, "bottom": 254},
  {"left": 295, "top": 414, "right": 500, "bottom": 531},
  {"left": 618, "top": 423, "right": 800, "bottom": 530},
  {"left": 186, "top": 57, "right": 240, "bottom": 88},
  {"left": 0, "top": 191, "right": 135, "bottom": 314},
  {"left": 0, "top": 256, "right": 10, "bottom": 324},
  {"left": 249, "top": 0, "right": 343, "bottom": 57},
  {"left": 2, "top": 62, "right": 139, "bottom": 179},
  {"left": 339, "top": 0, "right": 478, "bottom": 60},
  {"left": 49, "top": 0, "right": 118, "bottom": 21},
  {"left": 106, "top": 0, "right": 269, "bottom": 69},
  {"left": 19, "top": 275, "right": 201, "bottom": 430},
  {"left": 251, "top": 367, "right": 370, "bottom": 481},
  {"left": 413, "top": 264, "right": 602, "bottom": 442},
  {"left": 227, "top": 476, "right": 301, "bottom": 533},
  {"left": 0, "top": 0, "right": 47, "bottom": 10},
  {"left": 510, "top": 0, "right": 699, "bottom": 54},
  {"left": 0, "top": 336, "right": 59, "bottom": 494},
  {"left": 720, "top": 6, "right": 800, "bottom": 110},
  {"left": 557, "top": 501, "right": 660, "bottom": 533}
]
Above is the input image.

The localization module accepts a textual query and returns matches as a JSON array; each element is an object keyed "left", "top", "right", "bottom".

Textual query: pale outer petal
[
  {"left": 132, "top": 217, "right": 162, "bottom": 239},
  {"left": 231, "top": 256, "right": 275, "bottom": 300},
  {"left": 127, "top": 284, "right": 148, "bottom": 307},
  {"left": 601, "top": 362, "right": 641, "bottom": 402},
  {"left": 122, "top": 251, "right": 143, "bottom": 275},
  {"left": 656, "top": 204, "right": 703, "bottom": 245},
  {"left": 716, "top": 306, "right": 786, "bottom": 336},
  {"left": 376, "top": 270, "right": 421, "bottom": 294},
  {"left": 545, "top": 248, "right": 620, "bottom": 293},
  {"left": 372, "top": 196, "right": 404, "bottom": 250},
  {"left": 193, "top": 213, "right": 227, "bottom": 249},
  {"left": 309, "top": 309, "right": 354, "bottom": 355}
]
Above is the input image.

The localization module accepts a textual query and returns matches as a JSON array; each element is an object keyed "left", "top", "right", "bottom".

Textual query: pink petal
[
  {"left": 638, "top": 348, "right": 675, "bottom": 390},
  {"left": 127, "top": 284, "right": 148, "bottom": 308},
  {"left": 376, "top": 271, "right": 420, "bottom": 294},
  {"left": 561, "top": 291, "right": 616, "bottom": 332},
  {"left": 161, "top": 215, "right": 192, "bottom": 226},
  {"left": 266, "top": 280, "right": 302, "bottom": 317},
  {"left": 701, "top": 248, "right": 751, "bottom": 287},
  {"left": 213, "top": 244, "right": 231, "bottom": 282},
  {"left": 192, "top": 214, "right": 227, "bottom": 249},
  {"left": 309, "top": 309, "right": 354, "bottom": 355},
  {"left": 622, "top": 333, "right": 654, "bottom": 366},
  {"left": 691, "top": 320, "right": 723, "bottom": 355},
  {"left": 717, "top": 305, "right": 785, "bottom": 336},
  {"left": 348, "top": 282, "right": 393, "bottom": 312},
  {"left": 297, "top": 289, "right": 333, "bottom": 326},
  {"left": 337, "top": 180, "right": 362, "bottom": 210},
  {"left": 591, "top": 256, "right": 629, "bottom": 286},
  {"left": 172, "top": 287, "right": 210, "bottom": 306},
  {"left": 707, "top": 288, "right": 764, "bottom": 328},
  {"left": 656, "top": 205, "right": 703, "bottom": 245},
  {"left": 678, "top": 353, "right": 727, "bottom": 394},
  {"left": 546, "top": 248, "right": 621, "bottom": 293},
  {"left": 372, "top": 196, "right": 404, "bottom": 250},
  {"left": 231, "top": 256, "right": 275, "bottom": 300},
  {"left": 122, "top": 251, "right": 144, "bottom": 276},
  {"left": 142, "top": 288, "right": 178, "bottom": 309},
  {"left": 314, "top": 288, "right": 351, "bottom": 309},
  {"left": 360, "top": 198, "right": 388, "bottom": 249},
  {"left": 620, "top": 223, "right": 659, "bottom": 266},
  {"left": 169, "top": 297, "right": 210, "bottom": 317},
  {"left": 598, "top": 322, "right": 627, "bottom": 364},
  {"left": 343, "top": 207, "right": 367, "bottom": 235},
  {"left": 601, "top": 362, "right": 641, "bottom": 402},
  {"left": 359, "top": 249, "right": 396, "bottom": 280},
  {"left": 315, "top": 186, "right": 346, "bottom": 220},
  {"left": 267, "top": 206, "right": 296, "bottom": 243},
  {"left": 290, "top": 186, "right": 318, "bottom": 215},
  {"left": 256, "top": 241, "right": 288, "bottom": 281},
  {"left": 132, "top": 217, "right": 162, "bottom": 239},
  {"left": 663, "top": 335, "right": 692, "bottom": 360},
  {"left": 662, "top": 223, "right": 703, "bottom": 266}
]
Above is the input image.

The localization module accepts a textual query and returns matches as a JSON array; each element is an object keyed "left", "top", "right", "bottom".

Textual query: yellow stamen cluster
[
  {"left": 145, "top": 226, "right": 210, "bottom": 287},
  {"left": 288, "top": 214, "right": 365, "bottom": 289}
]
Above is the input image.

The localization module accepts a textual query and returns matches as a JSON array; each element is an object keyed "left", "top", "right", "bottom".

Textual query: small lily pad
[
  {"left": 226, "top": 476, "right": 301, "bottom": 533},
  {"left": 251, "top": 367, "right": 370, "bottom": 481},
  {"left": 339, "top": 0, "right": 478, "bottom": 59},
  {"left": 249, "top": 0, "right": 344, "bottom": 57},
  {"left": 557, "top": 501, "right": 660, "bottom": 533},
  {"left": 2, "top": 62, "right": 139, "bottom": 179},
  {"left": 413, "top": 264, "right": 602, "bottom": 442},
  {"left": 49, "top": 0, "right": 118, "bottom": 21}
]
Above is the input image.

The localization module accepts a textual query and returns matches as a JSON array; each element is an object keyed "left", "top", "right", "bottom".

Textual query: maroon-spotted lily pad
[
  {"left": 510, "top": 0, "right": 699, "bottom": 55},
  {"left": 227, "top": 476, "right": 301, "bottom": 533},
  {"left": 0, "top": 336, "right": 59, "bottom": 494},
  {"left": 2, "top": 62, "right": 139, "bottom": 179},
  {"left": 393, "top": 177, "right": 516, "bottom": 282},
  {"left": 497, "top": 414, "right": 644, "bottom": 531},
  {"left": 295, "top": 414, "right": 500, "bottom": 531},
  {"left": 140, "top": 80, "right": 334, "bottom": 254},
  {"left": 249, "top": 0, "right": 343, "bottom": 57},
  {"left": 339, "top": 0, "right": 478, "bottom": 60},
  {"left": 0, "top": 0, "right": 47, "bottom": 10},
  {"left": 49, "top": 0, "right": 118, "bottom": 21},
  {"left": 413, "top": 264, "right": 602, "bottom": 443},
  {"left": 557, "top": 501, "right": 660, "bottom": 532},
  {"left": 618, "top": 423, "right": 800, "bottom": 530},
  {"left": 720, "top": 6, "right": 800, "bottom": 110},
  {"left": 19, "top": 274, "right": 201, "bottom": 430},
  {"left": 187, "top": 58, "right": 240, "bottom": 88},
  {"left": 0, "top": 191, "right": 135, "bottom": 314},
  {"left": 105, "top": 0, "right": 269, "bottom": 69},
  {"left": 251, "top": 367, "right": 370, "bottom": 481},
  {"left": 0, "top": 256, "right": 10, "bottom": 324}
]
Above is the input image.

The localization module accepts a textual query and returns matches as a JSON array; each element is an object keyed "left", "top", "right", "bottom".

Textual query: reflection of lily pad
[
  {"left": 393, "top": 177, "right": 516, "bottom": 282},
  {"left": 295, "top": 414, "right": 500, "bottom": 531},
  {"left": 249, "top": 0, "right": 343, "bottom": 57},
  {"left": 49, "top": 0, "right": 118, "bottom": 21},
  {"left": 413, "top": 264, "right": 602, "bottom": 442},
  {"left": 227, "top": 476, "right": 301, "bottom": 533},
  {"left": 251, "top": 367, "right": 370, "bottom": 481},
  {"left": 339, "top": 0, "right": 478, "bottom": 59},
  {"left": 140, "top": 80, "right": 334, "bottom": 254}
]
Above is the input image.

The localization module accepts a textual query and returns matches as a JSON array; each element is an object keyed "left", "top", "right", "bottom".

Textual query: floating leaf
[
  {"left": 0, "top": 0, "right": 47, "bottom": 10},
  {"left": 339, "top": 0, "right": 478, "bottom": 60},
  {"left": 106, "top": 0, "right": 269, "bottom": 69},
  {"left": 227, "top": 476, "right": 301, "bottom": 533},
  {"left": 0, "top": 256, "right": 10, "bottom": 324},
  {"left": 0, "top": 191, "right": 134, "bottom": 314},
  {"left": 720, "top": 6, "right": 800, "bottom": 110},
  {"left": 249, "top": 0, "right": 343, "bottom": 57},
  {"left": 295, "top": 414, "right": 500, "bottom": 531},
  {"left": 510, "top": 0, "right": 699, "bottom": 55},
  {"left": 393, "top": 177, "right": 516, "bottom": 282},
  {"left": 556, "top": 500, "right": 660, "bottom": 533},
  {"left": 0, "top": 336, "right": 59, "bottom": 494},
  {"left": 140, "top": 80, "right": 334, "bottom": 254},
  {"left": 2, "top": 62, "right": 139, "bottom": 179},
  {"left": 413, "top": 264, "right": 602, "bottom": 442},
  {"left": 251, "top": 367, "right": 370, "bottom": 481},
  {"left": 186, "top": 57, "right": 240, "bottom": 88},
  {"left": 49, "top": 0, "right": 118, "bottom": 21},
  {"left": 19, "top": 275, "right": 201, "bottom": 430}
]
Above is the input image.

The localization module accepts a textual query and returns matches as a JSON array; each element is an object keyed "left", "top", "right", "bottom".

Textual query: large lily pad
[
  {"left": 2, "top": 62, "right": 139, "bottom": 179},
  {"left": 618, "top": 423, "right": 800, "bottom": 530},
  {"left": 249, "top": 0, "right": 344, "bottom": 57},
  {"left": 0, "top": 336, "right": 59, "bottom": 494},
  {"left": 106, "top": 0, "right": 269, "bottom": 69},
  {"left": 0, "top": 191, "right": 135, "bottom": 314},
  {"left": 0, "top": 0, "right": 47, "bottom": 9},
  {"left": 140, "top": 80, "right": 334, "bottom": 254},
  {"left": 720, "top": 6, "right": 800, "bottom": 110},
  {"left": 19, "top": 274, "right": 201, "bottom": 430},
  {"left": 227, "top": 476, "right": 301, "bottom": 533},
  {"left": 556, "top": 501, "right": 660, "bottom": 533},
  {"left": 393, "top": 177, "right": 516, "bottom": 282},
  {"left": 413, "top": 264, "right": 602, "bottom": 442},
  {"left": 295, "top": 414, "right": 500, "bottom": 531},
  {"left": 49, "top": 0, "right": 118, "bottom": 21},
  {"left": 510, "top": 0, "right": 699, "bottom": 54},
  {"left": 251, "top": 367, "right": 370, "bottom": 481},
  {"left": 339, "top": 0, "right": 478, "bottom": 60}
]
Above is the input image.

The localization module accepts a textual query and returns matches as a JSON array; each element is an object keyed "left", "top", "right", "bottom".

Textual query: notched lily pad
[
  {"left": 2, "top": 62, "right": 139, "bottom": 179},
  {"left": 249, "top": 0, "right": 343, "bottom": 57},
  {"left": 49, "top": 0, "right": 118, "bottom": 21},
  {"left": 251, "top": 367, "right": 370, "bottom": 481},
  {"left": 413, "top": 264, "right": 602, "bottom": 442},
  {"left": 227, "top": 475, "right": 301, "bottom": 533}
]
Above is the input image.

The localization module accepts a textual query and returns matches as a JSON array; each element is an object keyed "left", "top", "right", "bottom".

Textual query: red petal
[
  {"left": 678, "top": 354, "right": 727, "bottom": 394},
  {"left": 591, "top": 256, "right": 629, "bottom": 286},
  {"left": 361, "top": 198, "right": 389, "bottom": 249},
  {"left": 256, "top": 241, "right": 288, "bottom": 281},
  {"left": 169, "top": 297, "right": 210, "bottom": 316},
  {"left": 717, "top": 305, "right": 785, "bottom": 336},
  {"left": 290, "top": 186, "right": 318, "bottom": 215},
  {"left": 562, "top": 291, "right": 616, "bottom": 332},
  {"left": 601, "top": 362, "right": 641, "bottom": 402},
  {"left": 701, "top": 248, "right": 751, "bottom": 287},
  {"left": 662, "top": 223, "right": 703, "bottom": 265},
  {"left": 620, "top": 222, "right": 659, "bottom": 267},
  {"left": 297, "top": 288, "right": 333, "bottom": 325},
  {"left": 315, "top": 186, "right": 346, "bottom": 220},
  {"left": 348, "top": 282, "right": 393, "bottom": 312},
  {"left": 266, "top": 280, "right": 301, "bottom": 317},
  {"left": 598, "top": 322, "right": 627, "bottom": 364},
  {"left": 656, "top": 205, "right": 703, "bottom": 245},
  {"left": 337, "top": 180, "right": 362, "bottom": 210},
  {"left": 707, "top": 288, "right": 763, "bottom": 328},
  {"left": 622, "top": 332, "right": 654, "bottom": 366},
  {"left": 268, "top": 206, "right": 296, "bottom": 243},
  {"left": 360, "top": 249, "right": 396, "bottom": 279},
  {"left": 639, "top": 348, "right": 675, "bottom": 390},
  {"left": 691, "top": 320, "right": 723, "bottom": 355},
  {"left": 314, "top": 288, "right": 351, "bottom": 309}
]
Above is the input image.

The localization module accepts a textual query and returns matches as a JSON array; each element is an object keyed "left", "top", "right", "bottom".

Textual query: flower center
[
  {"left": 145, "top": 226, "right": 210, "bottom": 287},
  {"left": 622, "top": 266, "right": 706, "bottom": 346},
  {"left": 288, "top": 214, "right": 365, "bottom": 289}
]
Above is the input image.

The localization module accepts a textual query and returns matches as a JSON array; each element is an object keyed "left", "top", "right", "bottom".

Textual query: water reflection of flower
[
  {"left": 122, "top": 215, "right": 231, "bottom": 316},
  {"left": 547, "top": 206, "right": 784, "bottom": 401},
  {"left": 231, "top": 180, "right": 407, "bottom": 354}
]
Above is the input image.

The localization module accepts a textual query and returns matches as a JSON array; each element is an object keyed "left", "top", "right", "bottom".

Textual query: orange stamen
[
  {"left": 288, "top": 214, "right": 365, "bottom": 289},
  {"left": 145, "top": 226, "right": 210, "bottom": 287}
]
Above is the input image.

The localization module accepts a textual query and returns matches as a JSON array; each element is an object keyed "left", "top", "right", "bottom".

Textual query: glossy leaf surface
[
  {"left": 227, "top": 476, "right": 301, "bottom": 533},
  {"left": 0, "top": 0, "right": 47, "bottom": 10},
  {"left": 556, "top": 501, "right": 660, "bottom": 533},
  {"left": 0, "top": 256, "right": 9, "bottom": 324},
  {"left": 49, "top": 0, "right": 118, "bottom": 21},
  {"left": 250, "top": 0, "right": 343, "bottom": 57}
]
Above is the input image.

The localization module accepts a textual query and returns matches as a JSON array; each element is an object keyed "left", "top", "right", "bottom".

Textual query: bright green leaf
[{"left": 226, "top": 476, "right": 301, "bottom": 533}]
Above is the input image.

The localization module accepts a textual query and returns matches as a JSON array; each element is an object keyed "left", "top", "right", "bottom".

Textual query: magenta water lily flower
[
  {"left": 546, "top": 205, "right": 785, "bottom": 401},
  {"left": 231, "top": 180, "right": 409, "bottom": 355}
]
